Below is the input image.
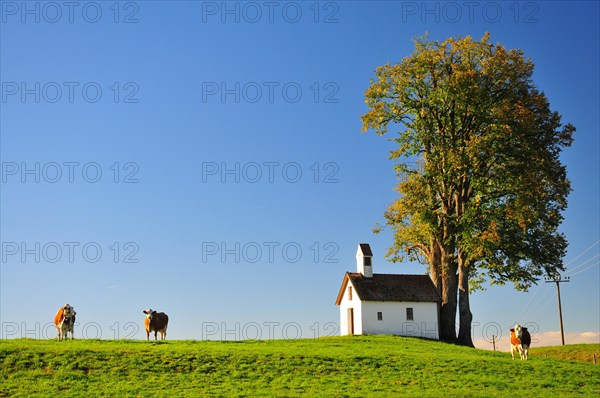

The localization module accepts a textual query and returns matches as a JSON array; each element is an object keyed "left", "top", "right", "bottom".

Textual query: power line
[
  {"left": 504, "top": 241, "right": 597, "bottom": 328},
  {"left": 566, "top": 253, "right": 600, "bottom": 275},
  {"left": 514, "top": 241, "right": 597, "bottom": 331},
  {"left": 564, "top": 240, "right": 600, "bottom": 267},
  {"left": 520, "top": 285, "right": 553, "bottom": 322},
  {"left": 517, "top": 246, "right": 595, "bottom": 321},
  {"left": 568, "top": 262, "right": 599, "bottom": 278},
  {"left": 515, "top": 283, "right": 545, "bottom": 321}
]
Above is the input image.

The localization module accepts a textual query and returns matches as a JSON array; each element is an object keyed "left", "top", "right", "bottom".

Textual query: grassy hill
[
  {"left": 530, "top": 344, "right": 600, "bottom": 364},
  {"left": 1, "top": 336, "right": 598, "bottom": 397}
]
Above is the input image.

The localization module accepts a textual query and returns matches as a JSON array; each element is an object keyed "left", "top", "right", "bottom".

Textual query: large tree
[{"left": 362, "top": 33, "right": 574, "bottom": 345}]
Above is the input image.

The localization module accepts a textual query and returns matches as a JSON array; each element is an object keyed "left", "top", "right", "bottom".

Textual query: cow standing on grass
[
  {"left": 54, "top": 304, "right": 76, "bottom": 341},
  {"left": 143, "top": 309, "right": 169, "bottom": 341},
  {"left": 510, "top": 323, "right": 531, "bottom": 360}
]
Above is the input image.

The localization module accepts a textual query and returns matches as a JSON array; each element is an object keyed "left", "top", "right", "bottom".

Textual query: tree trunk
[
  {"left": 429, "top": 239, "right": 442, "bottom": 295},
  {"left": 457, "top": 258, "right": 474, "bottom": 347},
  {"left": 439, "top": 249, "right": 458, "bottom": 341}
]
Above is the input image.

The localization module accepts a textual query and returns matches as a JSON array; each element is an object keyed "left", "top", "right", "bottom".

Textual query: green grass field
[
  {"left": 530, "top": 344, "right": 600, "bottom": 364},
  {"left": 1, "top": 336, "right": 598, "bottom": 397}
]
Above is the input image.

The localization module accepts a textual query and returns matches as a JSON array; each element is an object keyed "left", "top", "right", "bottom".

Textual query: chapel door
[{"left": 348, "top": 308, "right": 354, "bottom": 335}]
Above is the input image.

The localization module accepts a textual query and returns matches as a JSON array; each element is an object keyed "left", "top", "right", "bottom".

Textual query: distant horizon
[{"left": 3, "top": 325, "right": 598, "bottom": 352}]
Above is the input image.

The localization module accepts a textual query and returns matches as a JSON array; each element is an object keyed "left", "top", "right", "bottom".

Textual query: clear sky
[{"left": 1, "top": 1, "right": 598, "bottom": 349}]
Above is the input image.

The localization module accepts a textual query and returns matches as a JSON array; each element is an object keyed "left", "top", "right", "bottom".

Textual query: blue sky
[{"left": 1, "top": 1, "right": 598, "bottom": 348}]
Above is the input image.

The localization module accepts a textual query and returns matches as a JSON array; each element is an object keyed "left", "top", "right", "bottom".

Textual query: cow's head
[
  {"left": 143, "top": 309, "right": 157, "bottom": 320},
  {"left": 63, "top": 304, "right": 76, "bottom": 319},
  {"left": 514, "top": 323, "right": 523, "bottom": 339}
]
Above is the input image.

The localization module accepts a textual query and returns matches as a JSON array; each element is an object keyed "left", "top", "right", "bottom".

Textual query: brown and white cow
[
  {"left": 143, "top": 309, "right": 169, "bottom": 341},
  {"left": 510, "top": 323, "right": 531, "bottom": 360},
  {"left": 54, "top": 304, "right": 76, "bottom": 341}
]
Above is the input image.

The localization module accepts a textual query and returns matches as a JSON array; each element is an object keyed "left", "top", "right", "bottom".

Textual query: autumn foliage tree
[{"left": 362, "top": 33, "right": 574, "bottom": 345}]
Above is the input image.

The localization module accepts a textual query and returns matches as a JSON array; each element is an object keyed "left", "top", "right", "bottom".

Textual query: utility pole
[{"left": 545, "top": 273, "right": 570, "bottom": 345}]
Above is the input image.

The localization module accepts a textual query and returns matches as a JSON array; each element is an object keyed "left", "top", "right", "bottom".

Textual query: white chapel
[{"left": 335, "top": 243, "right": 441, "bottom": 339}]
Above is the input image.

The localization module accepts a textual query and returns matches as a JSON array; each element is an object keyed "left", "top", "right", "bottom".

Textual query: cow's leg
[
  {"left": 510, "top": 345, "right": 515, "bottom": 360},
  {"left": 154, "top": 331, "right": 158, "bottom": 341},
  {"left": 146, "top": 330, "right": 150, "bottom": 341},
  {"left": 523, "top": 346, "right": 528, "bottom": 360},
  {"left": 56, "top": 326, "right": 61, "bottom": 341}
]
